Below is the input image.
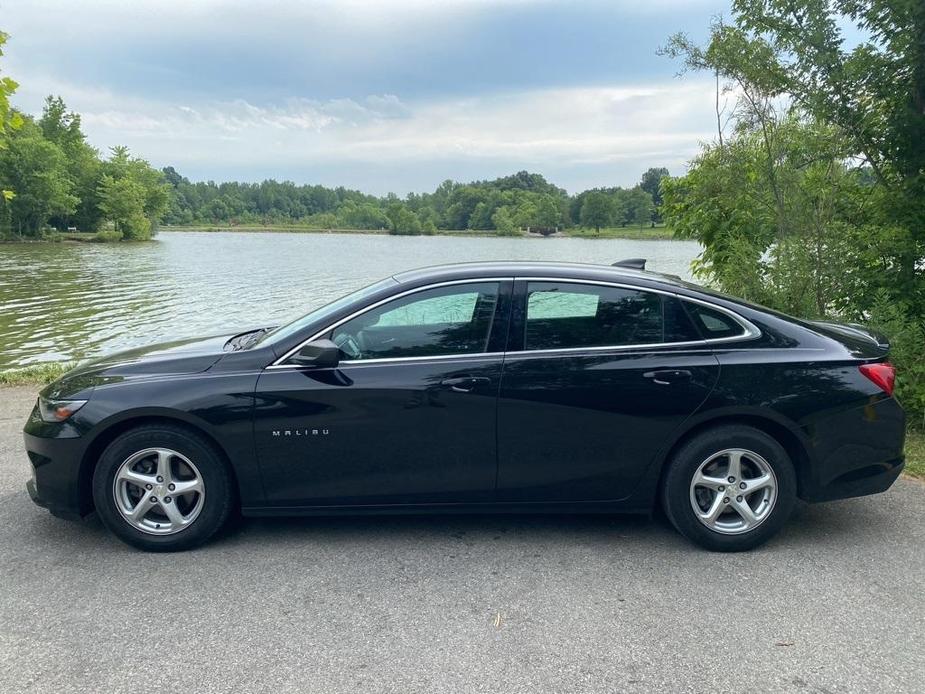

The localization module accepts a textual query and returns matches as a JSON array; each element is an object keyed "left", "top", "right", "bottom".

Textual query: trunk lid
[{"left": 807, "top": 320, "right": 890, "bottom": 359}]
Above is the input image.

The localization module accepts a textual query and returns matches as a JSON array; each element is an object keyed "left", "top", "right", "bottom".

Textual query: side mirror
[{"left": 290, "top": 339, "right": 340, "bottom": 368}]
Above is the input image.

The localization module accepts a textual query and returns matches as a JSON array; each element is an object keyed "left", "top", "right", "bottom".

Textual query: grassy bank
[
  {"left": 0, "top": 362, "right": 74, "bottom": 387},
  {"left": 563, "top": 226, "right": 676, "bottom": 240},
  {"left": 1, "top": 361, "right": 920, "bottom": 480},
  {"left": 2, "top": 232, "right": 147, "bottom": 244},
  {"left": 164, "top": 224, "right": 391, "bottom": 235},
  {"left": 905, "top": 427, "right": 925, "bottom": 480}
]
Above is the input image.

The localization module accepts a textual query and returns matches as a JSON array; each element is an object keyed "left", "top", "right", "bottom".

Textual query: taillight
[{"left": 859, "top": 362, "right": 895, "bottom": 396}]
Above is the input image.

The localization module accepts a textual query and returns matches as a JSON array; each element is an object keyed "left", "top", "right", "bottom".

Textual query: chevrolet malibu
[{"left": 24, "top": 261, "right": 905, "bottom": 552}]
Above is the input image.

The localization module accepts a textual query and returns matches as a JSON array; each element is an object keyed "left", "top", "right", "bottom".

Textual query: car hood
[{"left": 42, "top": 333, "right": 235, "bottom": 400}]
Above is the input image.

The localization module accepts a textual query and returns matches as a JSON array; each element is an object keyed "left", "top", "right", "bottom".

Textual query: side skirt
[{"left": 242, "top": 499, "right": 653, "bottom": 518}]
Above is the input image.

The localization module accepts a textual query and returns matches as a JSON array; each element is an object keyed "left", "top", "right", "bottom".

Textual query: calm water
[{"left": 0, "top": 232, "right": 700, "bottom": 369}]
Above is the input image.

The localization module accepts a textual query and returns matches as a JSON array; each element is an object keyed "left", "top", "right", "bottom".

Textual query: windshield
[{"left": 254, "top": 277, "right": 398, "bottom": 348}]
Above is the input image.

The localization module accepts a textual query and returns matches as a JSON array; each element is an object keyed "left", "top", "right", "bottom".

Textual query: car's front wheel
[
  {"left": 92, "top": 424, "right": 233, "bottom": 551},
  {"left": 662, "top": 425, "right": 797, "bottom": 551}
]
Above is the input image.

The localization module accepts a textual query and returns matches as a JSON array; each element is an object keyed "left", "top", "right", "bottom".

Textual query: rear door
[{"left": 496, "top": 279, "right": 720, "bottom": 502}]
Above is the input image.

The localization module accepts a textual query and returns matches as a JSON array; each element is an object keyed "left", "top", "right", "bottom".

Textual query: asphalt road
[{"left": 1, "top": 386, "right": 923, "bottom": 693}]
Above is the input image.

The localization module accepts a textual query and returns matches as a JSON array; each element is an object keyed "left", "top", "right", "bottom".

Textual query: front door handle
[
  {"left": 440, "top": 376, "right": 491, "bottom": 393},
  {"left": 643, "top": 369, "right": 693, "bottom": 385}
]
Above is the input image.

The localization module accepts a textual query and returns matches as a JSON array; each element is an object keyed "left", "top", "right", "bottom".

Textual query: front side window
[
  {"left": 524, "top": 282, "right": 699, "bottom": 351},
  {"left": 329, "top": 283, "right": 499, "bottom": 360}
]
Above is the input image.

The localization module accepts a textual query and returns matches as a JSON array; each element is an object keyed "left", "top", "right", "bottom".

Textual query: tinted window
[
  {"left": 664, "top": 297, "right": 702, "bottom": 342},
  {"left": 330, "top": 283, "right": 499, "bottom": 360},
  {"left": 685, "top": 302, "right": 746, "bottom": 339},
  {"left": 525, "top": 282, "right": 664, "bottom": 350}
]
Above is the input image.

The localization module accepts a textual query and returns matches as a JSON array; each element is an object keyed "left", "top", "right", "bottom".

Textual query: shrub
[
  {"left": 93, "top": 230, "right": 123, "bottom": 242},
  {"left": 868, "top": 292, "right": 925, "bottom": 428}
]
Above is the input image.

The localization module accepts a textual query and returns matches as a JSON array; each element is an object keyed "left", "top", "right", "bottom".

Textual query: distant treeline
[{"left": 162, "top": 167, "right": 669, "bottom": 235}]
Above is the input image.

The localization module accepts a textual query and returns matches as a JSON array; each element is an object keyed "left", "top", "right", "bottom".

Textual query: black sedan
[{"left": 23, "top": 261, "right": 905, "bottom": 552}]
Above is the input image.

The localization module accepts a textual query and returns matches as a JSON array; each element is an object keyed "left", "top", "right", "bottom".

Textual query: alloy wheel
[
  {"left": 112, "top": 447, "right": 205, "bottom": 535},
  {"left": 689, "top": 448, "right": 778, "bottom": 535}
]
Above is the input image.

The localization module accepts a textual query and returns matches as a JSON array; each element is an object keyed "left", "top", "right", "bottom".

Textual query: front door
[
  {"left": 496, "top": 280, "right": 719, "bottom": 502},
  {"left": 254, "top": 280, "right": 511, "bottom": 507}
]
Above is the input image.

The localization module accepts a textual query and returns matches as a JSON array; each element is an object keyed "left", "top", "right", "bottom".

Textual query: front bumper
[{"left": 23, "top": 429, "right": 92, "bottom": 521}]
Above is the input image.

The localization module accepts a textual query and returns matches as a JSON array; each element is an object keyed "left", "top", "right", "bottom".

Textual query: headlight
[{"left": 37, "top": 397, "right": 87, "bottom": 423}]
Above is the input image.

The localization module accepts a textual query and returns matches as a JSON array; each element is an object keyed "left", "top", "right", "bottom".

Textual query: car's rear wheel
[
  {"left": 92, "top": 424, "right": 233, "bottom": 551},
  {"left": 662, "top": 425, "right": 797, "bottom": 551}
]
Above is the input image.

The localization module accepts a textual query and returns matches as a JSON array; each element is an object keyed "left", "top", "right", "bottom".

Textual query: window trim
[
  {"left": 506, "top": 277, "right": 760, "bottom": 357},
  {"left": 268, "top": 278, "right": 510, "bottom": 368},
  {"left": 267, "top": 276, "right": 761, "bottom": 368}
]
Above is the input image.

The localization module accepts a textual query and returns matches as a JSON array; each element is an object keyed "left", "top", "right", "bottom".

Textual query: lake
[{"left": 0, "top": 232, "right": 701, "bottom": 370}]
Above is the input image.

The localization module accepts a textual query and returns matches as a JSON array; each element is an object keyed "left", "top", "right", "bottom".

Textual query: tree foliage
[
  {"left": 0, "top": 117, "right": 77, "bottom": 235},
  {"left": 662, "top": 0, "right": 925, "bottom": 421},
  {"left": 0, "top": 31, "right": 23, "bottom": 208},
  {"left": 0, "top": 94, "right": 168, "bottom": 240},
  {"left": 160, "top": 168, "right": 658, "bottom": 235},
  {"left": 579, "top": 191, "right": 613, "bottom": 232}
]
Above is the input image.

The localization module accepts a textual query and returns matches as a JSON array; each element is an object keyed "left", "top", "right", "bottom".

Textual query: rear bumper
[
  {"left": 800, "top": 396, "right": 906, "bottom": 503},
  {"left": 23, "top": 430, "right": 91, "bottom": 521},
  {"left": 801, "top": 456, "right": 904, "bottom": 502}
]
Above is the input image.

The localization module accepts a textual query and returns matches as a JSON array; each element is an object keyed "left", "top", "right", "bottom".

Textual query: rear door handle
[
  {"left": 643, "top": 369, "right": 692, "bottom": 385},
  {"left": 440, "top": 376, "right": 491, "bottom": 393}
]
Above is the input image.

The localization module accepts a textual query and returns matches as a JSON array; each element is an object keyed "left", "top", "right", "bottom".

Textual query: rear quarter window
[{"left": 685, "top": 302, "right": 747, "bottom": 340}]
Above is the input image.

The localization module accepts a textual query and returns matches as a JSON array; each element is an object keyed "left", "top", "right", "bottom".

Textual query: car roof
[{"left": 392, "top": 261, "right": 699, "bottom": 292}]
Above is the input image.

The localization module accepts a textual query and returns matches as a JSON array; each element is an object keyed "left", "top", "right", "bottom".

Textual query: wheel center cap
[{"left": 155, "top": 484, "right": 167, "bottom": 497}]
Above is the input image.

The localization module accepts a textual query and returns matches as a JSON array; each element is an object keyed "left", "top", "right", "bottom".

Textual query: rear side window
[
  {"left": 524, "top": 282, "right": 673, "bottom": 350},
  {"left": 684, "top": 302, "right": 746, "bottom": 339}
]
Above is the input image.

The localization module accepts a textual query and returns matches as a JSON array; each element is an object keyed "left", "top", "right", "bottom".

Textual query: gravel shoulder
[{"left": 1, "top": 385, "right": 923, "bottom": 693}]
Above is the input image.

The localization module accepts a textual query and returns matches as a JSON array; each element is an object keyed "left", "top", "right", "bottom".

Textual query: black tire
[
  {"left": 662, "top": 425, "right": 797, "bottom": 552},
  {"left": 92, "top": 424, "right": 234, "bottom": 551}
]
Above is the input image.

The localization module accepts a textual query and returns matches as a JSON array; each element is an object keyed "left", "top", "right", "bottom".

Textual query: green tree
[
  {"left": 639, "top": 167, "right": 669, "bottom": 206},
  {"left": 624, "top": 187, "right": 655, "bottom": 227},
  {"left": 39, "top": 96, "right": 102, "bottom": 231},
  {"left": 663, "top": 0, "right": 925, "bottom": 312},
  {"left": 468, "top": 201, "right": 495, "bottom": 230},
  {"left": 533, "top": 194, "right": 562, "bottom": 229},
  {"left": 579, "top": 191, "right": 613, "bottom": 232},
  {"left": 97, "top": 174, "right": 147, "bottom": 240},
  {"left": 639, "top": 167, "right": 669, "bottom": 223},
  {"left": 662, "top": 117, "right": 869, "bottom": 317},
  {"left": 0, "top": 117, "right": 77, "bottom": 236},
  {"left": 0, "top": 31, "right": 21, "bottom": 153},
  {"left": 336, "top": 200, "right": 388, "bottom": 229},
  {"left": 0, "top": 30, "right": 23, "bottom": 219},
  {"left": 491, "top": 206, "right": 518, "bottom": 235},
  {"left": 97, "top": 146, "right": 169, "bottom": 239},
  {"left": 385, "top": 203, "right": 423, "bottom": 235}
]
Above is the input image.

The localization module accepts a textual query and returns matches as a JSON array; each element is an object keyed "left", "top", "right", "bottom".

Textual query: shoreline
[
  {"left": 2, "top": 226, "right": 678, "bottom": 243},
  {"left": 160, "top": 225, "right": 678, "bottom": 240}
]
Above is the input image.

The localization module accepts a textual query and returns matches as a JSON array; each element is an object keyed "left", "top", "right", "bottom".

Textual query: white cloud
[
  {"left": 1, "top": 0, "right": 724, "bottom": 191},
  {"left": 17, "top": 79, "right": 715, "bottom": 191}
]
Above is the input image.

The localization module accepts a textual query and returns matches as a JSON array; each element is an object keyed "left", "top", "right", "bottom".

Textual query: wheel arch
[
  {"left": 652, "top": 410, "right": 813, "bottom": 503},
  {"left": 78, "top": 412, "right": 240, "bottom": 515}
]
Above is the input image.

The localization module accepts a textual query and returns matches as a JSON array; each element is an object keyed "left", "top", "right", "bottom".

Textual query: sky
[{"left": 1, "top": 0, "right": 729, "bottom": 195}]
